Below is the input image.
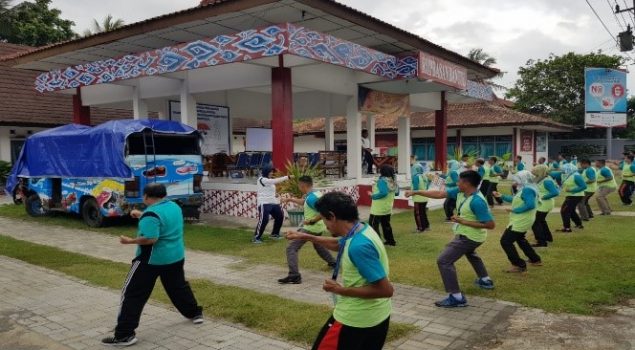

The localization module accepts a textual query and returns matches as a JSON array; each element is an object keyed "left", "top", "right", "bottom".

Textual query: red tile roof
[
  {"left": 292, "top": 102, "right": 573, "bottom": 135},
  {"left": 0, "top": 43, "right": 143, "bottom": 127}
]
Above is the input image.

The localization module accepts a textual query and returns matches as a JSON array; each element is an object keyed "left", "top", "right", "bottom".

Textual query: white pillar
[
  {"left": 132, "top": 86, "right": 148, "bottom": 119},
  {"left": 346, "top": 89, "right": 363, "bottom": 181},
  {"left": 368, "top": 114, "right": 376, "bottom": 149},
  {"left": 179, "top": 79, "right": 197, "bottom": 128},
  {"left": 325, "top": 116, "right": 335, "bottom": 151},
  {"left": 398, "top": 116, "right": 411, "bottom": 177},
  {"left": 0, "top": 127, "right": 11, "bottom": 163}
]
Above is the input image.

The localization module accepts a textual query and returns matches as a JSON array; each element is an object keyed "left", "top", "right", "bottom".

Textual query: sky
[{"left": 33, "top": 0, "right": 635, "bottom": 95}]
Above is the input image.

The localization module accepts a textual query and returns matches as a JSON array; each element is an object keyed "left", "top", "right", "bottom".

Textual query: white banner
[
  {"left": 585, "top": 112, "right": 627, "bottom": 128},
  {"left": 169, "top": 101, "right": 231, "bottom": 155}
]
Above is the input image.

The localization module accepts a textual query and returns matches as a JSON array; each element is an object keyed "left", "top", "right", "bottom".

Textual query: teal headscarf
[
  {"left": 561, "top": 163, "right": 578, "bottom": 181},
  {"left": 411, "top": 163, "right": 424, "bottom": 177},
  {"left": 448, "top": 160, "right": 460, "bottom": 172}
]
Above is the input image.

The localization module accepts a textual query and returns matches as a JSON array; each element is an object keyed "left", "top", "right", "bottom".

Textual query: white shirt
[
  {"left": 361, "top": 137, "right": 370, "bottom": 149},
  {"left": 256, "top": 176, "right": 288, "bottom": 205}
]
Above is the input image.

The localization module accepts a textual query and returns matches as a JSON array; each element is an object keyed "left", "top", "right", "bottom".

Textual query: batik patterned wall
[
  {"left": 287, "top": 24, "right": 417, "bottom": 80},
  {"left": 461, "top": 80, "right": 494, "bottom": 101},
  {"left": 35, "top": 25, "right": 288, "bottom": 93},
  {"left": 35, "top": 23, "right": 418, "bottom": 92}
]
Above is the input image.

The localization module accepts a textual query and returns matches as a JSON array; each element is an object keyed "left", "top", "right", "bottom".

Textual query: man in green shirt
[
  {"left": 101, "top": 184, "right": 203, "bottom": 347},
  {"left": 595, "top": 159, "right": 617, "bottom": 215},
  {"left": 405, "top": 170, "right": 496, "bottom": 308},
  {"left": 279, "top": 176, "right": 336, "bottom": 284},
  {"left": 285, "top": 192, "right": 393, "bottom": 350}
]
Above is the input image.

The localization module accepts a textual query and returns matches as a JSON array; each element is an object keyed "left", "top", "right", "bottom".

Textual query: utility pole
[{"left": 616, "top": 1, "right": 635, "bottom": 51}]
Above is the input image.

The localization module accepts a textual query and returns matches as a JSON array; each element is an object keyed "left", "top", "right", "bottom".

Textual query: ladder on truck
[{"left": 142, "top": 129, "right": 157, "bottom": 182}]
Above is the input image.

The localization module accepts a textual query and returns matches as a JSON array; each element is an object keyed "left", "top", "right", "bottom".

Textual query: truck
[{"left": 6, "top": 119, "right": 204, "bottom": 227}]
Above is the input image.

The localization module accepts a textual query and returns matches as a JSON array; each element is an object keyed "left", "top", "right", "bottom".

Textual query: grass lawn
[
  {"left": 1, "top": 182, "right": 634, "bottom": 315},
  {"left": 0, "top": 234, "right": 415, "bottom": 346}
]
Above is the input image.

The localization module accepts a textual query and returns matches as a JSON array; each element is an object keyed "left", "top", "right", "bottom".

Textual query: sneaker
[
  {"left": 575, "top": 225, "right": 584, "bottom": 229},
  {"left": 252, "top": 239, "right": 264, "bottom": 244},
  {"left": 192, "top": 314, "right": 204, "bottom": 324},
  {"left": 101, "top": 335, "right": 138, "bottom": 347},
  {"left": 434, "top": 294, "right": 467, "bottom": 308},
  {"left": 556, "top": 228, "right": 572, "bottom": 233},
  {"left": 504, "top": 266, "right": 527, "bottom": 273},
  {"left": 527, "top": 260, "right": 543, "bottom": 267},
  {"left": 474, "top": 278, "right": 495, "bottom": 290},
  {"left": 271, "top": 235, "right": 282, "bottom": 240},
  {"left": 277, "top": 276, "right": 302, "bottom": 284}
]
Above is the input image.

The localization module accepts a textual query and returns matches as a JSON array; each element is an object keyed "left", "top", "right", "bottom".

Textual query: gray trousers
[
  {"left": 576, "top": 192, "right": 595, "bottom": 220},
  {"left": 437, "top": 235, "right": 489, "bottom": 294},
  {"left": 287, "top": 230, "right": 335, "bottom": 278},
  {"left": 596, "top": 187, "right": 616, "bottom": 214}
]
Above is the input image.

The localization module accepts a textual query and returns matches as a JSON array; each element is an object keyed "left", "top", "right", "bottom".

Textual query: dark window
[{"left": 127, "top": 133, "right": 201, "bottom": 155}]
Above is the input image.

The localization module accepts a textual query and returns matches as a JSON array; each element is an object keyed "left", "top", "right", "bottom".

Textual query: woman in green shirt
[
  {"left": 493, "top": 171, "right": 542, "bottom": 273},
  {"left": 368, "top": 165, "right": 400, "bottom": 246}
]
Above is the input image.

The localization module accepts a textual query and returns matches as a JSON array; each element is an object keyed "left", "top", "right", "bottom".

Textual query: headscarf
[
  {"left": 420, "top": 161, "right": 430, "bottom": 174},
  {"left": 511, "top": 170, "right": 537, "bottom": 192},
  {"left": 561, "top": 163, "right": 578, "bottom": 181},
  {"left": 261, "top": 164, "right": 274, "bottom": 178},
  {"left": 531, "top": 164, "right": 549, "bottom": 182},
  {"left": 411, "top": 162, "right": 424, "bottom": 177},
  {"left": 448, "top": 160, "right": 460, "bottom": 172}
]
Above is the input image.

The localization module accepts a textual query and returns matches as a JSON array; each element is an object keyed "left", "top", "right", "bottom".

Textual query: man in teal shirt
[
  {"left": 285, "top": 192, "right": 393, "bottom": 350},
  {"left": 102, "top": 183, "right": 203, "bottom": 347}
]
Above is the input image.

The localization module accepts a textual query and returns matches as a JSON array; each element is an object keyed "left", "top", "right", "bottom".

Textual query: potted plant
[{"left": 276, "top": 161, "right": 327, "bottom": 226}]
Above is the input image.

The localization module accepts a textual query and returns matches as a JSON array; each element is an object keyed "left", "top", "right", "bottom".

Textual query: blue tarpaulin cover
[{"left": 6, "top": 119, "right": 197, "bottom": 193}]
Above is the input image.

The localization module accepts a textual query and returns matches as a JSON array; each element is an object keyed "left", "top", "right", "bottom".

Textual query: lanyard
[
  {"left": 332, "top": 222, "right": 362, "bottom": 281},
  {"left": 457, "top": 194, "right": 470, "bottom": 216}
]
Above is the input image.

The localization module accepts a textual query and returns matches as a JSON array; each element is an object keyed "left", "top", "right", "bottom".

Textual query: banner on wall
[
  {"left": 535, "top": 132, "right": 547, "bottom": 153},
  {"left": 584, "top": 68, "right": 628, "bottom": 128},
  {"left": 520, "top": 130, "right": 533, "bottom": 152},
  {"left": 169, "top": 101, "right": 231, "bottom": 155},
  {"left": 358, "top": 86, "right": 410, "bottom": 117}
]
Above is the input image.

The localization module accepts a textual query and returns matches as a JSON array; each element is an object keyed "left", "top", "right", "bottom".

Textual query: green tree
[
  {"left": 1, "top": 0, "right": 76, "bottom": 46},
  {"left": 83, "top": 14, "right": 125, "bottom": 36},
  {"left": 507, "top": 52, "right": 623, "bottom": 128},
  {"left": 0, "top": 0, "right": 12, "bottom": 41}
]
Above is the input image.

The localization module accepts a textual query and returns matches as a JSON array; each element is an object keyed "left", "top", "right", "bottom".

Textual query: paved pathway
[
  {"left": 0, "top": 256, "right": 301, "bottom": 350},
  {"left": 0, "top": 217, "right": 517, "bottom": 350}
]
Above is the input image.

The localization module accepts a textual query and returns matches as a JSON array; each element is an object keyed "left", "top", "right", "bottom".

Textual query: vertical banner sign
[
  {"left": 520, "top": 130, "right": 534, "bottom": 152},
  {"left": 585, "top": 68, "right": 628, "bottom": 128},
  {"left": 169, "top": 101, "right": 231, "bottom": 154}
]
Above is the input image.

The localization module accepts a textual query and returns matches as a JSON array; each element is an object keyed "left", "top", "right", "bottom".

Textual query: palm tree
[
  {"left": 83, "top": 14, "right": 124, "bottom": 36},
  {"left": 468, "top": 48, "right": 498, "bottom": 67}
]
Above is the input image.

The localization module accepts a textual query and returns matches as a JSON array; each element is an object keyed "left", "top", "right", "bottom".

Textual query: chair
[
  {"left": 208, "top": 153, "right": 232, "bottom": 177},
  {"left": 319, "top": 151, "right": 345, "bottom": 178},
  {"left": 308, "top": 153, "right": 320, "bottom": 167},
  {"left": 247, "top": 152, "right": 263, "bottom": 176},
  {"left": 226, "top": 152, "right": 251, "bottom": 176}
]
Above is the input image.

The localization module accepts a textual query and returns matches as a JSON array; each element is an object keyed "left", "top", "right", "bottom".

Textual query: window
[{"left": 127, "top": 133, "right": 201, "bottom": 155}]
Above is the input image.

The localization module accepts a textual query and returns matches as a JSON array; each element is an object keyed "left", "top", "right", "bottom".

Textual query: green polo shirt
[{"left": 136, "top": 200, "right": 185, "bottom": 265}]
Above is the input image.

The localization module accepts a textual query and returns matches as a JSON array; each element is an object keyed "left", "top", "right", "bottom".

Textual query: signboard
[
  {"left": 418, "top": 52, "right": 468, "bottom": 90},
  {"left": 358, "top": 86, "right": 410, "bottom": 117},
  {"left": 584, "top": 68, "right": 628, "bottom": 128},
  {"left": 520, "top": 130, "right": 533, "bottom": 152},
  {"left": 169, "top": 101, "right": 231, "bottom": 155},
  {"left": 535, "top": 132, "right": 547, "bottom": 153}
]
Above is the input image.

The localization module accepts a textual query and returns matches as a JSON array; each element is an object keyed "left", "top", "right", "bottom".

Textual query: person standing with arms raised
[
  {"left": 101, "top": 183, "right": 203, "bottom": 347},
  {"left": 405, "top": 170, "right": 496, "bottom": 308},
  {"left": 253, "top": 165, "right": 292, "bottom": 244},
  {"left": 368, "top": 165, "right": 400, "bottom": 246},
  {"left": 285, "top": 192, "right": 393, "bottom": 350}
]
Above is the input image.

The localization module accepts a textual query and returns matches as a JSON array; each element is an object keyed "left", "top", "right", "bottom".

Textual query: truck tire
[
  {"left": 25, "top": 194, "right": 46, "bottom": 217},
  {"left": 12, "top": 187, "right": 23, "bottom": 205},
  {"left": 82, "top": 198, "right": 104, "bottom": 228}
]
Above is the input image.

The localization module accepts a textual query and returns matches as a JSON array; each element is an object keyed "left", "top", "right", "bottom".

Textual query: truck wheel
[
  {"left": 12, "top": 187, "right": 23, "bottom": 205},
  {"left": 82, "top": 198, "right": 104, "bottom": 227},
  {"left": 25, "top": 194, "right": 46, "bottom": 217}
]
